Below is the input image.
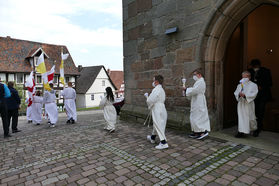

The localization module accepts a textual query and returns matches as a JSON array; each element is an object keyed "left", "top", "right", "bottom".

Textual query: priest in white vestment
[
  {"left": 186, "top": 69, "right": 210, "bottom": 140},
  {"left": 43, "top": 83, "right": 58, "bottom": 127},
  {"left": 234, "top": 71, "right": 258, "bottom": 137},
  {"left": 99, "top": 87, "right": 117, "bottom": 132},
  {"left": 61, "top": 82, "right": 77, "bottom": 124},
  {"left": 32, "top": 91, "right": 43, "bottom": 125},
  {"left": 145, "top": 75, "right": 168, "bottom": 150}
]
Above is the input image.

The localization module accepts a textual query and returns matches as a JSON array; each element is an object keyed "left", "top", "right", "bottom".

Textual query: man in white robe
[
  {"left": 43, "top": 83, "right": 58, "bottom": 127},
  {"left": 186, "top": 69, "right": 210, "bottom": 140},
  {"left": 145, "top": 75, "right": 168, "bottom": 150},
  {"left": 234, "top": 71, "right": 258, "bottom": 137},
  {"left": 31, "top": 91, "right": 43, "bottom": 125},
  {"left": 61, "top": 82, "right": 77, "bottom": 124}
]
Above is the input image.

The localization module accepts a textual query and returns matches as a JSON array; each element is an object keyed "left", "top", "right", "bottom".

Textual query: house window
[
  {"left": 91, "top": 94, "right": 94, "bottom": 100},
  {"left": 65, "top": 77, "right": 70, "bottom": 83},
  {"left": 16, "top": 73, "right": 24, "bottom": 84},
  {"left": 0, "top": 73, "right": 6, "bottom": 82},
  {"left": 34, "top": 56, "right": 39, "bottom": 66},
  {"left": 36, "top": 75, "right": 42, "bottom": 84},
  {"left": 53, "top": 76, "right": 58, "bottom": 84},
  {"left": 8, "top": 74, "right": 15, "bottom": 82},
  {"left": 102, "top": 80, "right": 105, "bottom": 86}
]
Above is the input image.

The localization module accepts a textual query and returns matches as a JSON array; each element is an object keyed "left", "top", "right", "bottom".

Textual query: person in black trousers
[
  {"left": 7, "top": 82, "right": 21, "bottom": 133},
  {"left": 248, "top": 59, "right": 272, "bottom": 137},
  {"left": 0, "top": 80, "right": 11, "bottom": 138}
]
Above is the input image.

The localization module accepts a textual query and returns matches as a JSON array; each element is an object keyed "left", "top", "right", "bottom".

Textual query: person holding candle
[
  {"left": 234, "top": 71, "right": 258, "bottom": 138},
  {"left": 185, "top": 68, "right": 210, "bottom": 140}
]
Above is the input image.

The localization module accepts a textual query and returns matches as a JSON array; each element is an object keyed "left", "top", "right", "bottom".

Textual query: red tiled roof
[
  {"left": 0, "top": 36, "right": 79, "bottom": 75},
  {"left": 109, "top": 71, "right": 123, "bottom": 90}
]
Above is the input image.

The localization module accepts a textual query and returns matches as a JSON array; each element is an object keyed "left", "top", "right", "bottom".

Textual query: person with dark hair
[
  {"left": 248, "top": 59, "right": 272, "bottom": 137},
  {"left": 31, "top": 91, "right": 43, "bottom": 125},
  {"left": 234, "top": 71, "right": 258, "bottom": 138},
  {"left": 99, "top": 87, "right": 117, "bottom": 132},
  {"left": 185, "top": 68, "right": 210, "bottom": 139},
  {"left": 6, "top": 82, "right": 21, "bottom": 133},
  {"left": 145, "top": 75, "right": 168, "bottom": 149},
  {"left": 0, "top": 79, "right": 11, "bottom": 138},
  {"left": 43, "top": 83, "right": 58, "bottom": 127},
  {"left": 61, "top": 82, "right": 77, "bottom": 124}
]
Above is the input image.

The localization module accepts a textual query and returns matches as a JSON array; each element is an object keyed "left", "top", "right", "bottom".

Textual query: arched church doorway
[{"left": 223, "top": 4, "right": 279, "bottom": 132}]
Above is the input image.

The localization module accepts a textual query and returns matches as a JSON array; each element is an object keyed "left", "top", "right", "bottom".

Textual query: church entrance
[{"left": 223, "top": 4, "right": 279, "bottom": 132}]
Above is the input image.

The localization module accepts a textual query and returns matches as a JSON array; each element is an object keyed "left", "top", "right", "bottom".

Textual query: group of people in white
[
  {"left": 26, "top": 82, "right": 77, "bottom": 127},
  {"left": 144, "top": 70, "right": 211, "bottom": 150},
  {"left": 23, "top": 66, "right": 262, "bottom": 149},
  {"left": 141, "top": 67, "right": 260, "bottom": 149}
]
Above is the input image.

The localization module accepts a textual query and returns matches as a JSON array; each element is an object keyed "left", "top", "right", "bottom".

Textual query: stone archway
[{"left": 199, "top": 0, "right": 279, "bottom": 130}]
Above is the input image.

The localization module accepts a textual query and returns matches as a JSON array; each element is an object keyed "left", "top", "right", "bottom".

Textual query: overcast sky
[{"left": 0, "top": 0, "right": 123, "bottom": 70}]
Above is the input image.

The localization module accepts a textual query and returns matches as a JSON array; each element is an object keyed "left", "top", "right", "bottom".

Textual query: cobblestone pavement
[{"left": 0, "top": 110, "right": 279, "bottom": 186}]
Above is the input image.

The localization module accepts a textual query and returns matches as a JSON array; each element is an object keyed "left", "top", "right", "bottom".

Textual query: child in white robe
[
  {"left": 185, "top": 69, "right": 211, "bottom": 140},
  {"left": 99, "top": 87, "right": 117, "bottom": 132},
  {"left": 25, "top": 98, "right": 32, "bottom": 123},
  {"left": 43, "top": 83, "right": 58, "bottom": 127},
  {"left": 32, "top": 91, "right": 43, "bottom": 125},
  {"left": 145, "top": 75, "right": 168, "bottom": 150},
  {"left": 234, "top": 71, "right": 258, "bottom": 138}
]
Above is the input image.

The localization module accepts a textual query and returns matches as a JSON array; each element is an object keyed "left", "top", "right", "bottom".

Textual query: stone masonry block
[
  {"left": 124, "top": 40, "right": 138, "bottom": 56},
  {"left": 144, "top": 38, "right": 158, "bottom": 50},
  {"left": 154, "top": 0, "right": 176, "bottom": 18},
  {"left": 128, "top": 1, "right": 138, "bottom": 18},
  {"left": 150, "top": 47, "right": 166, "bottom": 58},
  {"left": 162, "top": 52, "right": 175, "bottom": 66},
  {"left": 137, "top": 0, "right": 152, "bottom": 13},
  {"left": 176, "top": 47, "right": 195, "bottom": 63},
  {"left": 128, "top": 26, "right": 140, "bottom": 40}
]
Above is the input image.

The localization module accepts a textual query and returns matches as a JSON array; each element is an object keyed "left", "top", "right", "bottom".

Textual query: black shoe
[
  {"left": 109, "top": 129, "right": 115, "bottom": 133},
  {"left": 253, "top": 130, "right": 259, "bottom": 137},
  {"left": 4, "top": 134, "right": 12, "bottom": 138},
  {"left": 12, "top": 129, "right": 21, "bottom": 133},
  {"left": 36, "top": 123, "right": 40, "bottom": 125},
  {"left": 188, "top": 132, "right": 198, "bottom": 138},
  {"left": 66, "top": 120, "right": 71, "bottom": 124},
  {"left": 235, "top": 132, "right": 244, "bottom": 138},
  {"left": 197, "top": 131, "right": 209, "bottom": 140},
  {"left": 71, "top": 119, "right": 75, "bottom": 124},
  {"left": 28, "top": 120, "right": 32, "bottom": 123}
]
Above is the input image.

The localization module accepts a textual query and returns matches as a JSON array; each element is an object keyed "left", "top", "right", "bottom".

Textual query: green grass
[{"left": 77, "top": 107, "right": 100, "bottom": 111}]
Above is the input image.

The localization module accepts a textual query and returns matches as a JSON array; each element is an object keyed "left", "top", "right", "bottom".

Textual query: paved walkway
[{"left": 0, "top": 110, "right": 279, "bottom": 186}]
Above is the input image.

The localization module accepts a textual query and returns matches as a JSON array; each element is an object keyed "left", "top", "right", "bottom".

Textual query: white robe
[
  {"left": 31, "top": 96, "right": 43, "bottom": 124},
  {"left": 43, "top": 90, "right": 58, "bottom": 124},
  {"left": 186, "top": 78, "right": 211, "bottom": 132},
  {"left": 61, "top": 87, "right": 77, "bottom": 121},
  {"left": 25, "top": 98, "right": 32, "bottom": 121},
  {"left": 99, "top": 97, "right": 117, "bottom": 130},
  {"left": 234, "top": 81, "right": 258, "bottom": 134},
  {"left": 146, "top": 84, "right": 167, "bottom": 141}
]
